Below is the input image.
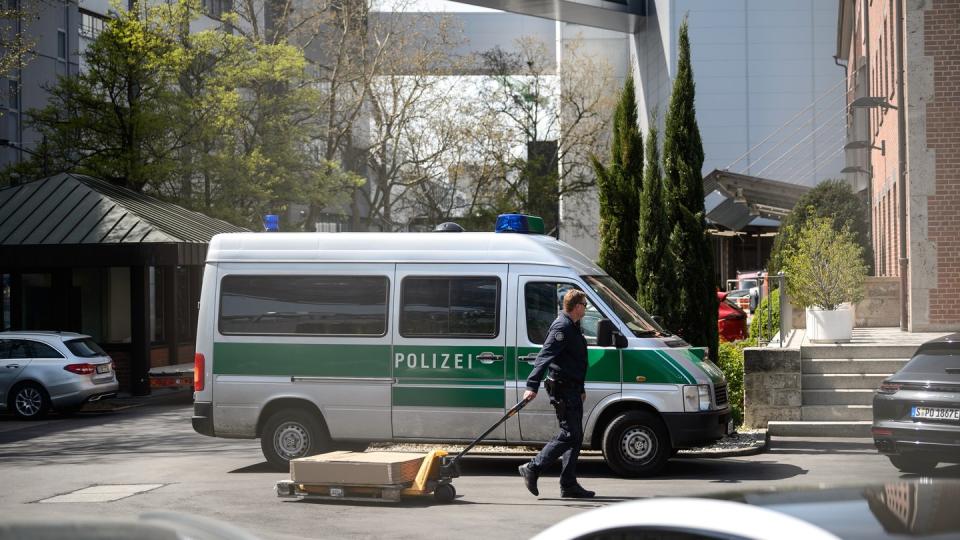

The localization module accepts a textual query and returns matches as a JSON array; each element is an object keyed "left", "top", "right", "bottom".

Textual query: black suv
[{"left": 873, "top": 333, "right": 960, "bottom": 474}]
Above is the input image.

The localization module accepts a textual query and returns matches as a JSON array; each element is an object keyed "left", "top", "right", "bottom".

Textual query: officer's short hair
[{"left": 563, "top": 289, "right": 587, "bottom": 312}]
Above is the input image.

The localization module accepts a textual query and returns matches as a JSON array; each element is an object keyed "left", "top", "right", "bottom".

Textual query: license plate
[
  {"left": 329, "top": 487, "right": 344, "bottom": 497},
  {"left": 911, "top": 406, "right": 960, "bottom": 421},
  {"left": 96, "top": 364, "right": 110, "bottom": 374}
]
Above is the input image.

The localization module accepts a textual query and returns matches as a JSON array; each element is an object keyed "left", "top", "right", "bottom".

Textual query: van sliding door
[{"left": 392, "top": 264, "right": 508, "bottom": 440}]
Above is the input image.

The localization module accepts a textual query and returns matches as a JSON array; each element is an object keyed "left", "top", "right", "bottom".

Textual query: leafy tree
[
  {"left": 15, "top": 1, "right": 187, "bottom": 191},
  {"left": 3, "top": 1, "right": 354, "bottom": 229},
  {"left": 593, "top": 76, "right": 643, "bottom": 296},
  {"left": 782, "top": 217, "right": 867, "bottom": 310},
  {"left": 769, "top": 179, "right": 874, "bottom": 275},
  {"left": 635, "top": 120, "right": 672, "bottom": 317},
  {"left": 662, "top": 18, "right": 717, "bottom": 354},
  {"left": 0, "top": 2, "right": 47, "bottom": 82}
]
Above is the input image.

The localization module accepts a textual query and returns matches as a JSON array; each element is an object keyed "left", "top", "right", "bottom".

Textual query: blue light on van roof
[{"left": 495, "top": 214, "right": 545, "bottom": 234}]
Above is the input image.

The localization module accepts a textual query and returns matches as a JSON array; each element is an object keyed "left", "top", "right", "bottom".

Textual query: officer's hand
[
  {"left": 523, "top": 390, "right": 537, "bottom": 402},
  {"left": 581, "top": 392, "right": 586, "bottom": 402}
]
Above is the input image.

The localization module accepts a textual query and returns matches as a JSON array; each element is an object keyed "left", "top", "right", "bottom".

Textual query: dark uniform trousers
[{"left": 531, "top": 386, "right": 584, "bottom": 488}]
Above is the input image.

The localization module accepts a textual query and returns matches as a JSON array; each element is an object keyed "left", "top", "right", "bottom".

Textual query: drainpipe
[{"left": 894, "top": 0, "right": 908, "bottom": 330}]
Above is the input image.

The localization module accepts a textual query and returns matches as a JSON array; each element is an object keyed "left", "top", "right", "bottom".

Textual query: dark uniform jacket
[{"left": 526, "top": 312, "right": 588, "bottom": 394}]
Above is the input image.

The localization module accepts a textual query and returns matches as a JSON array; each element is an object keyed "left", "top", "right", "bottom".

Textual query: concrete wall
[{"left": 743, "top": 346, "right": 802, "bottom": 428}]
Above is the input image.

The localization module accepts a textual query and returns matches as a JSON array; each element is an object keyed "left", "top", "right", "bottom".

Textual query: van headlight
[{"left": 683, "top": 385, "right": 712, "bottom": 412}]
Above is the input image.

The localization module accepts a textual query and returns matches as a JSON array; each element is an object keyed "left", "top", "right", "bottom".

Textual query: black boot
[
  {"left": 561, "top": 484, "right": 595, "bottom": 498},
  {"left": 518, "top": 463, "right": 540, "bottom": 496}
]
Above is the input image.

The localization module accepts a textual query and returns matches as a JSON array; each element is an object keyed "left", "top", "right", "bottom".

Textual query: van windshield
[{"left": 582, "top": 275, "right": 666, "bottom": 337}]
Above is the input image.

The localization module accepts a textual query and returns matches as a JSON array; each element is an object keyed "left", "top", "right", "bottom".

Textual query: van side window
[
  {"left": 218, "top": 275, "right": 389, "bottom": 336},
  {"left": 400, "top": 277, "right": 499, "bottom": 338},
  {"left": 524, "top": 282, "right": 600, "bottom": 345}
]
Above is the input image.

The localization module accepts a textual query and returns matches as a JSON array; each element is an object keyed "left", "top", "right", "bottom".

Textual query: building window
[
  {"left": 80, "top": 10, "right": 107, "bottom": 39},
  {"left": 400, "top": 277, "right": 500, "bottom": 338},
  {"left": 57, "top": 29, "right": 66, "bottom": 60},
  {"left": 7, "top": 80, "right": 17, "bottom": 110},
  {"left": 202, "top": 0, "right": 232, "bottom": 18},
  {"left": 219, "top": 275, "right": 389, "bottom": 336}
]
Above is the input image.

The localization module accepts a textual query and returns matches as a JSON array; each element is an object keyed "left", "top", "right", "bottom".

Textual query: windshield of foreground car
[
  {"left": 902, "top": 350, "right": 960, "bottom": 373},
  {"left": 582, "top": 275, "right": 666, "bottom": 337}
]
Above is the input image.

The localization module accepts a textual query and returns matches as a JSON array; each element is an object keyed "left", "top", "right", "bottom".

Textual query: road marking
[{"left": 39, "top": 484, "right": 165, "bottom": 503}]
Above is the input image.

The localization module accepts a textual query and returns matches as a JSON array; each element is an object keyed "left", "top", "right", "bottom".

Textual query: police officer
[{"left": 518, "top": 289, "right": 595, "bottom": 499}]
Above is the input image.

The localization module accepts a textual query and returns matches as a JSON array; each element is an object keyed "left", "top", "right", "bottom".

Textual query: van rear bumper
[
  {"left": 192, "top": 401, "right": 215, "bottom": 437},
  {"left": 662, "top": 409, "right": 730, "bottom": 448}
]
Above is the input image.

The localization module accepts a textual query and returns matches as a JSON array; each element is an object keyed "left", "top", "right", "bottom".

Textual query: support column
[
  {"left": 52, "top": 269, "right": 71, "bottom": 331},
  {"left": 163, "top": 265, "right": 178, "bottom": 365},
  {"left": 130, "top": 265, "right": 151, "bottom": 396},
  {"left": 9, "top": 273, "right": 22, "bottom": 331}
]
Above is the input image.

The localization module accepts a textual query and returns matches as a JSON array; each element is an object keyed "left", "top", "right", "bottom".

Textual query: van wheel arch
[
  {"left": 590, "top": 400, "right": 663, "bottom": 450},
  {"left": 256, "top": 398, "right": 329, "bottom": 439}
]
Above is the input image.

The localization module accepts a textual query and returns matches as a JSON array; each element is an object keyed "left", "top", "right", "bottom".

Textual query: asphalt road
[{"left": 1, "top": 400, "right": 958, "bottom": 540}]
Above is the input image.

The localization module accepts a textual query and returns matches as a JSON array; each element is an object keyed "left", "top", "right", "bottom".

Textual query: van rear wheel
[
  {"left": 261, "top": 409, "right": 330, "bottom": 471},
  {"left": 601, "top": 410, "right": 671, "bottom": 477}
]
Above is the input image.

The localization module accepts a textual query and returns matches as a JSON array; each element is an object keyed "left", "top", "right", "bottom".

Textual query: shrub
[
  {"left": 717, "top": 339, "right": 748, "bottom": 426},
  {"left": 769, "top": 180, "right": 873, "bottom": 275},
  {"left": 749, "top": 287, "right": 781, "bottom": 343},
  {"left": 783, "top": 217, "right": 867, "bottom": 310}
]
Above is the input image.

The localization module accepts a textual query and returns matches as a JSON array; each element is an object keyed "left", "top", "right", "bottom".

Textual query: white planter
[{"left": 806, "top": 304, "right": 854, "bottom": 343}]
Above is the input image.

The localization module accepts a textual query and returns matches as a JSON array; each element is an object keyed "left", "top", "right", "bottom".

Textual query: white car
[{"left": 0, "top": 331, "right": 118, "bottom": 419}]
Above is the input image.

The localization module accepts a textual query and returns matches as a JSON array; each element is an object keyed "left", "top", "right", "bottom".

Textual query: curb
[
  {"left": 80, "top": 388, "right": 192, "bottom": 413},
  {"left": 678, "top": 429, "right": 770, "bottom": 459}
]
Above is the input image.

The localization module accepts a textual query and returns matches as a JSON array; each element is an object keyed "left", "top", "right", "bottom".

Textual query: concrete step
[
  {"left": 802, "top": 373, "right": 889, "bottom": 390},
  {"left": 768, "top": 421, "right": 873, "bottom": 438},
  {"left": 803, "top": 389, "right": 875, "bottom": 405},
  {"left": 801, "top": 344, "right": 919, "bottom": 359},
  {"left": 802, "top": 358, "right": 909, "bottom": 374},
  {"left": 801, "top": 405, "right": 873, "bottom": 421}
]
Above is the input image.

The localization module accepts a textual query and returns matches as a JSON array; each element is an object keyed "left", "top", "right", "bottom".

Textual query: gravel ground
[{"left": 370, "top": 429, "right": 768, "bottom": 457}]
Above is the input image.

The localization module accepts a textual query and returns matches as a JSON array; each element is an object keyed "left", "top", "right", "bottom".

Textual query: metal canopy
[
  {"left": 703, "top": 169, "right": 811, "bottom": 231},
  {"left": 452, "top": 0, "right": 647, "bottom": 33},
  {"left": 0, "top": 173, "right": 247, "bottom": 247}
]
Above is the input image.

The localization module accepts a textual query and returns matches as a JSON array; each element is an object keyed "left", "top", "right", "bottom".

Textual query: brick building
[{"left": 837, "top": 0, "right": 960, "bottom": 331}]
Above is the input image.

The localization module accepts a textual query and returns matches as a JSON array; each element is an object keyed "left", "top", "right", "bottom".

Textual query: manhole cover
[{"left": 39, "top": 484, "right": 165, "bottom": 503}]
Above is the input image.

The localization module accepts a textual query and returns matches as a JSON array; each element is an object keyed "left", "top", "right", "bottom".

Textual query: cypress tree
[
  {"left": 635, "top": 121, "right": 672, "bottom": 319},
  {"left": 662, "top": 18, "right": 718, "bottom": 354},
  {"left": 593, "top": 76, "right": 643, "bottom": 296}
]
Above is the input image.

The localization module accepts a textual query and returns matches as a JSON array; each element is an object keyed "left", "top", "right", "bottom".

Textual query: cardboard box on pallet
[{"left": 290, "top": 451, "right": 427, "bottom": 485}]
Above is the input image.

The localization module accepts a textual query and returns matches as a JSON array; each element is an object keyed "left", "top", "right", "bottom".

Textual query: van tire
[
  {"left": 601, "top": 410, "right": 671, "bottom": 477},
  {"left": 260, "top": 409, "right": 330, "bottom": 471}
]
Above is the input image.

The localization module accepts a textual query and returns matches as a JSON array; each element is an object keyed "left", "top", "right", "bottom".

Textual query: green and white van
[{"left": 192, "top": 221, "right": 730, "bottom": 477}]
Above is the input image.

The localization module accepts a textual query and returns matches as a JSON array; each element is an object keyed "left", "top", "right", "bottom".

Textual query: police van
[{"left": 191, "top": 215, "right": 731, "bottom": 477}]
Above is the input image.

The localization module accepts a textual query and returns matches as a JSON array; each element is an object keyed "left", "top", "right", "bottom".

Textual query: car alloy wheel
[{"left": 12, "top": 383, "right": 50, "bottom": 420}]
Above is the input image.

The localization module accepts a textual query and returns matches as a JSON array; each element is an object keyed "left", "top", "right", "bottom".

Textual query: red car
[{"left": 717, "top": 291, "right": 748, "bottom": 342}]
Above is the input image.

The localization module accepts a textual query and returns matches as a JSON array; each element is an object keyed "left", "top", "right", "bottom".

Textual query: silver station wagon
[{"left": 0, "top": 331, "right": 118, "bottom": 419}]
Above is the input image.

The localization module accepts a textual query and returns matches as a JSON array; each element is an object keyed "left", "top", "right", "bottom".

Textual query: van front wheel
[
  {"left": 261, "top": 409, "right": 330, "bottom": 471},
  {"left": 602, "top": 410, "right": 671, "bottom": 478}
]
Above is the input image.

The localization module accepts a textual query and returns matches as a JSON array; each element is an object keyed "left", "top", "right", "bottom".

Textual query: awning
[{"left": 703, "top": 169, "right": 810, "bottom": 231}]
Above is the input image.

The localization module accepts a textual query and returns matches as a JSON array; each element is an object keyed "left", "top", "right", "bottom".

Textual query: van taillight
[{"left": 194, "top": 352, "right": 205, "bottom": 391}]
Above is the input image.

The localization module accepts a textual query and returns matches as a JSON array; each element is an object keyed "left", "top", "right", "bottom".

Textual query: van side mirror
[{"left": 597, "top": 319, "right": 627, "bottom": 348}]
